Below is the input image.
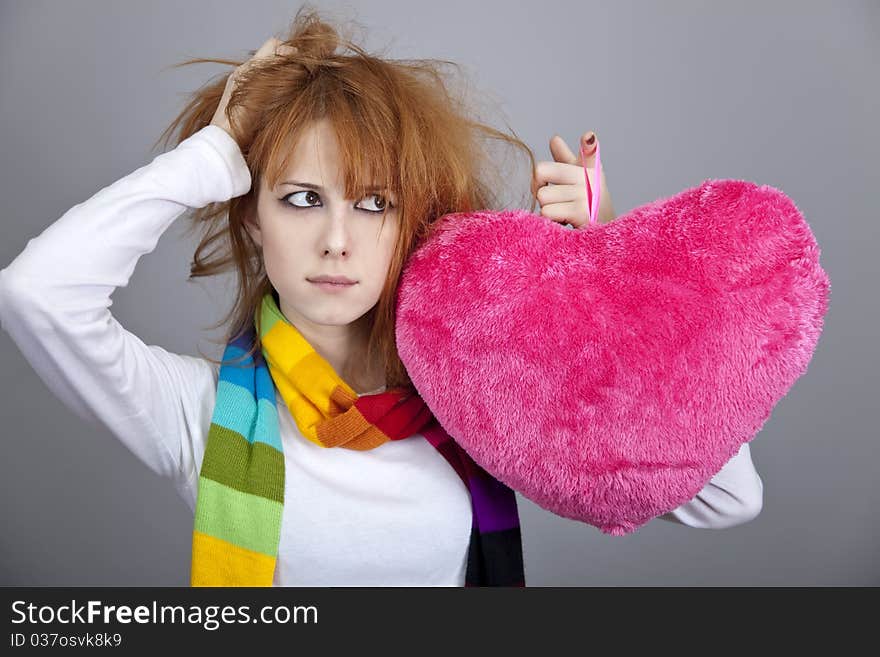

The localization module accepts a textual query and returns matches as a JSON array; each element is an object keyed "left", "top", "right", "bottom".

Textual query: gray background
[{"left": 1, "top": 0, "right": 876, "bottom": 586}]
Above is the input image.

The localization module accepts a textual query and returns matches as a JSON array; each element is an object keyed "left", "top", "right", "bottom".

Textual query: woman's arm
[
  {"left": 656, "top": 441, "right": 764, "bottom": 528},
  {"left": 0, "top": 125, "right": 251, "bottom": 487}
]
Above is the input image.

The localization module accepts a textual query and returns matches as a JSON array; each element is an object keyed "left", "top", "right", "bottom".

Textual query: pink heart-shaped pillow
[{"left": 396, "top": 178, "right": 830, "bottom": 535}]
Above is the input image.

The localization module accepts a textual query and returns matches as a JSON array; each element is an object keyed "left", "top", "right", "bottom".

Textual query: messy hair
[{"left": 154, "top": 3, "right": 537, "bottom": 393}]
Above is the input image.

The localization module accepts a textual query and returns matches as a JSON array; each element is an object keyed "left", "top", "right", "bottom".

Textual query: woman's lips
[{"left": 309, "top": 280, "right": 357, "bottom": 293}]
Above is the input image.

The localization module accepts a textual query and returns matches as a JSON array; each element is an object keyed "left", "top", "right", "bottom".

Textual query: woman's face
[{"left": 246, "top": 119, "right": 400, "bottom": 333}]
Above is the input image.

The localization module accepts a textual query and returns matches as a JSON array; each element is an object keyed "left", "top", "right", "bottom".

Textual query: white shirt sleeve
[
  {"left": 656, "top": 441, "right": 764, "bottom": 528},
  {"left": 0, "top": 125, "right": 251, "bottom": 487}
]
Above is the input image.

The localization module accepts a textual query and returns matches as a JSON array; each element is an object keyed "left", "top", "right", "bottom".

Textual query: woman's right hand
[{"left": 210, "top": 36, "right": 297, "bottom": 141}]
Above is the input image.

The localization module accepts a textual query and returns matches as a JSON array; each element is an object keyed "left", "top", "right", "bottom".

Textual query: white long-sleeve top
[{"left": 0, "top": 125, "right": 764, "bottom": 586}]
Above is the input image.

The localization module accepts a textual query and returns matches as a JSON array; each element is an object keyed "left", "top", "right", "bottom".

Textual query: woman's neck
[{"left": 277, "top": 298, "right": 384, "bottom": 394}]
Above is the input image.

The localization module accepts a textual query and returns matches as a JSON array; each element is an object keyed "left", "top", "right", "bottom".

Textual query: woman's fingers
[
  {"left": 548, "top": 132, "right": 597, "bottom": 166},
  {"left": 532, "top": 130, "right": 614, "bottom": 227},
  {"left": 253, "top": 36, "right": 282, "bottom": 60},
  {"left": 549, "top": 135, "right": 579, "bottom": 165},
  {"left": 532, "top": 141, "right": 577, "bottom": 196},
  {"left": 535, "top": 182, "right": 579, "bottom": 206},
  {"left": 243, "top": 37, "right": 293, "bottom": 71},
  {"left": 230, "top": 37, "right": 280, "bottom": 85},
  {"left": 212, "top": 37, "right": 299, "bottom": 138},
  {"left": 533, "top": 156, "right": 602, "bottom": 228},
  {"left": 540, "top": 201, "right": 583, "bottom": 225},
  {"left": 532, "top": 160, "right": 585, "bottom": 195},
  {"left": 579, "top": 132, "right": 597, "bottom": 157}
]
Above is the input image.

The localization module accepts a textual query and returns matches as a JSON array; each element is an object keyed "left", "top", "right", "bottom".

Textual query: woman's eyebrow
[
  {"left": 279, "top": 180, "right": 324, "bottom": 190},
  {"left": 279, "top": 180, "right": 391, "bottom": 193}
]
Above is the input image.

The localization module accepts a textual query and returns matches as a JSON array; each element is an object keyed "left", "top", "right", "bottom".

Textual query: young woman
[{"left": 0, "top": 7, "right": 762, "bottom": 587}]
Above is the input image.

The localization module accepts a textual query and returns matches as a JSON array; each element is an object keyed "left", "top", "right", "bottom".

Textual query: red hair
[{"left": 154, "top": 4, "right": 537, "bottom": 392}]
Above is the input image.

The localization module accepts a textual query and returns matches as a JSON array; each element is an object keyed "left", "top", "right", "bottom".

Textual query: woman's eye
[
  {"left": 280, "top": 190, "right": 394, "bottom": 213},
  {"left": 282, "top": 190, "right": 322, "bottom": 208},
  {"left": 356, "top": 193, "right": 394, "bottom": 213}
]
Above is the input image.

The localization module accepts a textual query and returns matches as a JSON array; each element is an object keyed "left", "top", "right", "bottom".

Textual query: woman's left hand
[{"left": 531, "top": 132, "right": 617, "bottom": 228}]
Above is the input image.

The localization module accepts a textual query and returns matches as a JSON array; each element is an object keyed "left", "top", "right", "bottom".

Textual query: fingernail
[{"left": 585, "top": 133, "right": 596, "bottom": 146}]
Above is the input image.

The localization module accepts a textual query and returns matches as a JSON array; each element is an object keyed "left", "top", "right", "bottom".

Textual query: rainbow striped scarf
[{"left": 190, "top": 291, "right": 524, "bottom": 586}]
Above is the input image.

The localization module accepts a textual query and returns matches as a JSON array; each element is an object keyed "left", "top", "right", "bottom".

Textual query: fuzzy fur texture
[{"left": 396, "top": 178, "right": 830, "bottom": 535}]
